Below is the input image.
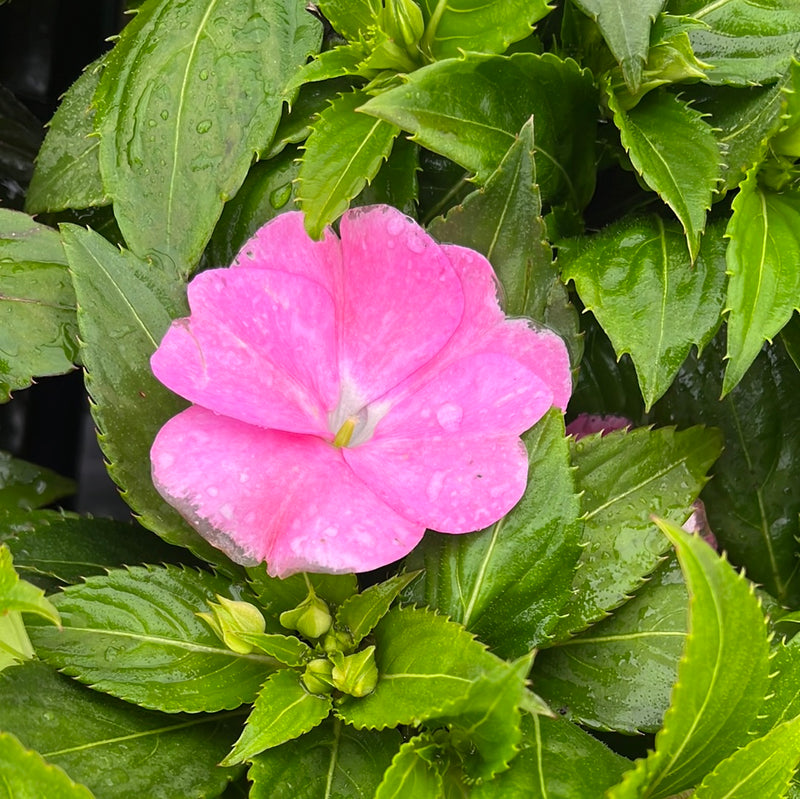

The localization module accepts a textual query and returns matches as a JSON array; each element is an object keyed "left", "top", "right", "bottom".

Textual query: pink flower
[{"left": 150, "top": 205, "right": 571, "bottom": 577}]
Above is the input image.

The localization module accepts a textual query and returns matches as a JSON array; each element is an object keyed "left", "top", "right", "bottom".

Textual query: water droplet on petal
[
  {"left": 207, "top": 486, "right": 218, "bottom": 497},
  {"left": 436, "top": 403, "right": 463, "bottom": 432},
  {"left": 426, "top": 470, "right": 446, "bottom": 501}
]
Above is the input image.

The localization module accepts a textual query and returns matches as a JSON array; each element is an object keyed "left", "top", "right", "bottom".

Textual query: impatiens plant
[{"left": 1, "top": 0, "right": 800, "bottom": 797}]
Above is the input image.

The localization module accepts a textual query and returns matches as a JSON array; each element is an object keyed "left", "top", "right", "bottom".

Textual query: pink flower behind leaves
[{"left": 150, "top": 205, "right": 572, "bottom": 577}]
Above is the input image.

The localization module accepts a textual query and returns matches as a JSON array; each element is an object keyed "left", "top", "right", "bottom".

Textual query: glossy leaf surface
[
  {"left": 224, "top": 669, "right": 332, "bottom": 764},
  {"left": 724, "top": 171, "right": 800, "bottom": 394},
  {"left": 0, "top": 210, "right": 78, "bottom": 401},
  {"left": 0, "top": 661, "right": 241, "bottom": 799},
  {"left": 553, "top": 424, "right": 722, "bottom": 639},
  {"left": 608, "top": 520, "right": 770, "bottom": 799},
  {"left": 607, "top": 88, "right": 720, "bottom": 259},
  {"left": 249, "top": 719, "right": 401, "bottom": 799},
  {"left": 94, "top": 0, "right": 321, "bottom": 270},
  {"left": 0, "top": 732, "right": 94, "bottom": 799},
  {"left": 651, "top": 333, "right": 800, "bottom": 604},
  {"left": 297, "top": 89, "right": 399, "bottom": 237},
  {"left": 28, "top": 565, "right": 275, "bottom": 713},
  {"left": 561, "top": 215, "right": 727, "bottom": 408},
  {"left": 0, "top": 544, "right": 60, "bottom": 625},
  {"left": 572, "top": 0, "right": 665, "bottom": 90},
  {"left": 0, "top": 451, "right": 74, "bottom": 511},
  {"left": 26, "top": 58, "right": 108, "bottom": 214},
  {"left": 361, "top": 53, "right": 597, "bottom": 206},
  {"left": 62, "top": 224, "right": 225, "bottom": 564},
  {"left": 534, "top": 556, "right": 687, "bottom": 733},
  {"left": 406, "top": 410, "right": 582, "bottom": 658},
  {"left": 418, "top": 0, "right": 552, "bottom": 60},
  {"left": 374, "top": 734, "right": 444, "bottom": 799}
]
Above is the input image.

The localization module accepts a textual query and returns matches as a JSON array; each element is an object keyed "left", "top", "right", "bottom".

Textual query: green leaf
[
  {"left": 428, "top": 117, "right": 559, "bottom": 321},
  {"left": 235, "top": 632, "right": 312, "bottom": 667},
  {"left": 0, "top": 509, "right": 186, "bottom": 590},
  {"left": 782, "top": 312, "right": 800, "bottom": 372},
  {"left": 61, "top": 224, "right": 225, "bottom": 565},
  {"left": 752, "top": 636, "right": 800, "bottom": 735},
  {"left": 694, "top": 714, "right": 800, "bottom": 799},
  {"left": 247, "top": 571, "right": 358, "bottom": 623},
  {"left": 607, "top": 519, "right": 771, "bottom": 799},
  {"left": 553, "top": 424, "right": 723, "bottom": 639},
  {"left": 204, "top": 146, "right": 300, "bottom": 269},
  {"left": 354, "top": 134, "right": 419, "bottom": 216},
  {"left": 0, "top": 660, "right": 241, "bottom": 799},
  {"left": 224, "top": 669, "right": 332, "bottom": 764},
  {"left": 669, "top": 0, "right": 800, "bottom": 86},
  {"left": 0, "top": 84, "right": 42, "bottom": 210},
  {"left": 336, "top": 572, "right": 420, "bottom": 646},
  {"left": 25, "top": 57, "right": 108, "bottom": 214},
  {"left": 28, "top": 565, "right": 276, "bottom": 713},
  {"left": 0, "top": 210, "right": 78, "bottom": 401},
  {"left": 316, "top": 0, "right": 380, "bottom": 40},
  {"left": 94, "top": 0, "right": 321, "bottom": 271},
  {"left": 0, "top": 451, "right": 74, "bottom": 511},
  {"left": 297, "top": 89, "right": 400, "bottom": 237},
  {"left": 406, "top": 410, "right": 582, "bottom": 658},
  {"left": 0, "top": 732, "right": 94, "bottom": 799},
  {"left": 336, "top": 605, "right": 510, "bottom": 729},
  {"left": 418, "top": 0, "right": 553, "bottom": 61},
  {"left": 471, "top": 714, "right": 628, "bottom": 798},
  {"left": 284, "top": 42, "right": 371, "bottom": 97},
  {"left": 249, "top": 718, "right": 401, "bottom": 799},
  {"left": 607, "top": 87, "right": 721, "bottom": 259},
  {"left": 723, "top": 170, "right": 800, "bottom": 394},
  {"left": 561, "top": 214, "right": 728, "bottom": 409},
  {"left": 651, "top": 331, "right": 800, "bottom": 604},
  {"left": 360, "top": 52, "right": 597, "bottom": 207},
  {"left": 434, "top": 655, "right": 530, "bottom": 782},
  {"left": 572, "top": 0, "right": 666, "bottom": 91},
  {"left": 374, "top": 733, "right": 444, "bottom": 799},
  {"left": 0, "top": 544, "right": 60, "bottom": 625},
  {"left": 534, "top": 555, "right": 687, "bottom": 733}
]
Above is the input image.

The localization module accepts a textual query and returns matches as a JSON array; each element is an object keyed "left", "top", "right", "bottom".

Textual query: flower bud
[
  {"left": 197, "top": 595, "right": 266, "bottom": 654},
  {"left": 384, "top": 0, "right": 424, "bottom": 50},
  {"left": 302, "top": 658, "right": 335, "bottom": 694},
  {"left": 331, "top": 646, "right": 378, "bottom": 698},
  {"left": 322, "top": 627, "right": 354, "bottom": 655},
  {"left": 279, "top": 591, "right": 332, "bottom": 640}
]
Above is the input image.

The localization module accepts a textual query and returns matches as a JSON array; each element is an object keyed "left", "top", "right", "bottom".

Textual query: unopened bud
[
  {"left": 197, "top": 595, "right": 266, "bottom": 654},
  {"left": 279, "top": 591, "right": 332, "bottom": 640},
  {"left": 331, "top": 646, "right": 378, "bottom": 698},
  {"left": 302, "top": 658, "right": 335, "bottom": 694},
  {"left": 384, "top": 0, "right": 424, "bottom": 50},
  {"left": 322, "top": 627, "right": 354, "bottom": 655}
]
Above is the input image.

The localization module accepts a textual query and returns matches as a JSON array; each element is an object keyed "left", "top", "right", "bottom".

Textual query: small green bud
[
  {"left": 302, "top": 658, "right": 335, "bottom": 694},
  {"left": 279, "top": 590, "right": 332, "bottom": 640},
  {"left": 322, "top": 627, "right": 354, "bottom": 655},
  {"left": 331, "top": 645, "right": 378, "bottom": 698},
  {"left": 197, "top": 595, "right": 266, "bottom": 654},
  {"left": 384, "top": 0, "right": 424, "bottom": 50}
]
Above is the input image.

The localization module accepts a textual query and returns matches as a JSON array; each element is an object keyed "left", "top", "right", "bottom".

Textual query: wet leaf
[
  {"left": 608, "top": 519, "right": 770, "bottom": 799},
  {"left": 0, "top": 660, "right": 241, "bottom": 799},
  {"left": 607, "top": 87, "right": 721, "bottom": 259},
  {"left": 0, "top": 451, "right": 74, "bottom": 511},
  {"left": 534, "top": 556, "right": 687, "bottom": 733},
  {"left": 249, "top": 718, "right": 401, "bottom": 799},
  {"left": 361, "top": 52, "right": 597, "bottom": 208},
  {"left": 561, "top": 214, "right": 727, "bottom": 409},
  {"left": 28, "top": 565, "right": 275, "bottom": 713},
  {"left": 723, "top": 170, "right": 800, "bottom": 395},
  {"left": 0, "top": 210, "right": 78, "bottom": 401},
  {"left": 94, "top": 0, "right": 321, "bottom": 271},
  {"left": 374, "top": 733, "right": 444, "bottom": 799}
]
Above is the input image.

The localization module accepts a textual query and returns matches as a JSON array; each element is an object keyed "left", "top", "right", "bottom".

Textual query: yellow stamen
[{"left": 333, "top": 417, "right": 357, "bottom": 448}]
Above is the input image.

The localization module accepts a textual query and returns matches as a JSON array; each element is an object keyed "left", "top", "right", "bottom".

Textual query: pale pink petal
[
  {"left": 372, "top": 352, "right": 554, "bottom": 441},
  {"left": 345, "top": 434, "right": 529, "bottom": 533},
  {"left": 232, "top": 211, "right": 340, "bottom": 295},
  {"left": 334, "top": 206, "right": 464, "bottom": 409},
  {"left": 152, "top": 268, "right": 339, "bottom": 435},
  {"left": 151, "top": 406, "right": 424, "bottom": 577}
]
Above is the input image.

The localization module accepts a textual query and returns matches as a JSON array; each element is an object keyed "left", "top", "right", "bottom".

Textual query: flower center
[{"left": 332, "top": 417, "right": 358, "bottom": 448}]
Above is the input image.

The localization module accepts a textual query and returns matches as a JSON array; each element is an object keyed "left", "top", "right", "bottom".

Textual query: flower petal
[
  {"left": 232, "top": 211, "right": 340, "bottom": 296},
  {"left": 334, "top": 206, "right": 464, "bottom": 409},
  {"left": 345, "top": 433, "right": 529, "bottom": 533},
  {"left": 151, "top": 407, "right": 424, "bottom": 576},
  {"left": 372, "top": 352, "right": 554, "bottom": 440},
  {"left": 152, "top": 268, "right": 339, "bottom": 435}
]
